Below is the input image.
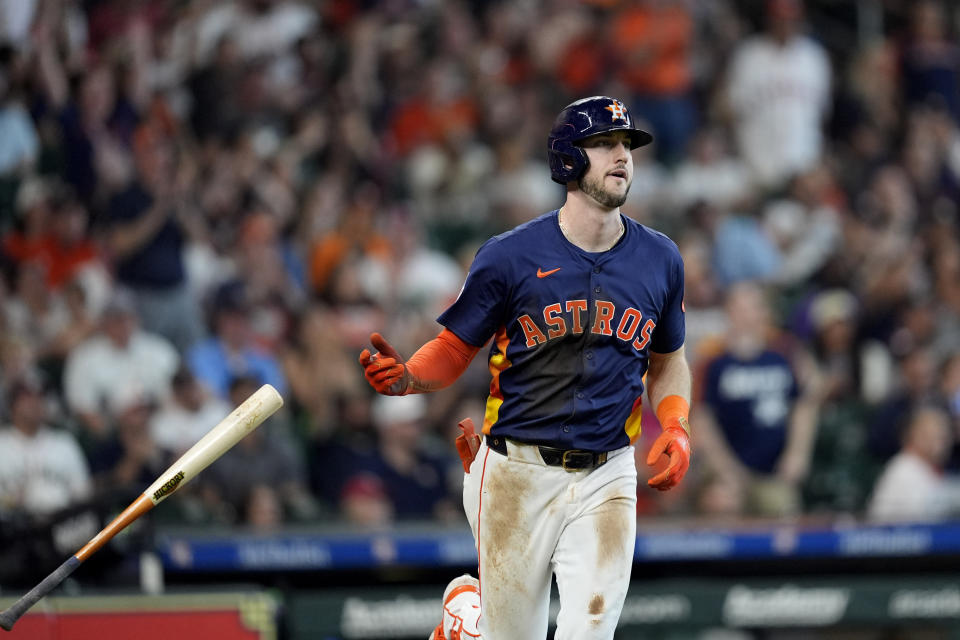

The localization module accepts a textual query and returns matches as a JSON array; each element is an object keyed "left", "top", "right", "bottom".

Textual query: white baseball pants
[{"left": 462, "top": 438, "right": 638, "bottom": 640}]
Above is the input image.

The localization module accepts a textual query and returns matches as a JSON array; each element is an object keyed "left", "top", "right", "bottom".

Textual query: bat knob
[{"left": 0, "top": 610, "right": 16, "bottom": 631}]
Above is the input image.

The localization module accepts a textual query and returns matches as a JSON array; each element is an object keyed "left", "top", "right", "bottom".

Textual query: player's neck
[{"left": 558, "top": 199, "right": 624, "bottom": 252}]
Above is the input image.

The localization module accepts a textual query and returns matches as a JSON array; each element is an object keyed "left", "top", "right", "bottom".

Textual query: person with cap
[
  {"left": 186, "top": 280, "right": 288, "bottom": 400},
  {"left": 149, "top": 366, "right": 232, "bottom": 457},
  {"left": 340, "top": 394, "right": 458, "bottom": 524},
  {"left": 62, "top": 287, "right": 179, "bottom": 438},
  {"left": 0, "top": 377, "right": 91, "bottom": 516}
]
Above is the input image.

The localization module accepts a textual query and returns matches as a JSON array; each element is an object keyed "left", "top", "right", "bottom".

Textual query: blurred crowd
[{"left": 1, "top": 0, "right": 960, "bottom": 538}]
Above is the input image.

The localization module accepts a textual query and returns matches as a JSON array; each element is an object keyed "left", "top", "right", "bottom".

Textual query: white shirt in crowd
[
  {"left": 63, "top": 330, "right": 180, "bottom": 416},
  {"left": 0, "top": 426, "right": 92, "bottom": 514},
  {"left": 726, "top": 33, "right": 831, "bottom": 188},
  {"left": 867, "top": 452, "right": 960, "bottom": 522},
  {"left": 150, "top": 395, "right": 232, "bottom": 455}
]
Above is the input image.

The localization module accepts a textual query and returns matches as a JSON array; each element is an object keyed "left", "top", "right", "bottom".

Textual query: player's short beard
[{"left": 578, "top": 170, "right": 630, "bottom": 209}]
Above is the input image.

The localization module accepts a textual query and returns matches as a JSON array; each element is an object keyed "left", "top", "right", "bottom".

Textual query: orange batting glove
[
  {"left": 358, "top": 333, "right": 410, "bottom": 395},
  {"left": 646, "top": 418, "right": 691, "bottom": 491}
]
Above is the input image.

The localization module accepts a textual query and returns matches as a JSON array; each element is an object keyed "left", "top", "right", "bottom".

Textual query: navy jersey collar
[{"left": 552, "top": 209, "right": 630, "bottom": 259}]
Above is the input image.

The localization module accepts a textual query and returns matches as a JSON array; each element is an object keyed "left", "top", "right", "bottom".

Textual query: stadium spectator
[
  {"left": 341, "top": 394, "right": 458, "bottom": 523},
  {"left": 102, "top": 129, "right": 206, "bottom": 352},
  {"left": 676, "top": 226, "right": 727, "bottom": 361},
  {"left": 867, "top": 405, "right": 960, "bottom": 522},
  {"left": 187, "top": 35, "right": 245, "bottom": 142},
  {"left": 3, "top": 177, "right": 54, "bottom": 266},
  {"left": 307, "top": 184, "right": 393, "bottom": 301},
  {"left": 900, "top": 0, "right": 960, "bottom": 123},
  {"left": 762, "top": 167, "right": 843, "bottom": 288},
  {"left": 487, "top": 136, "right": 557, "bottom": 231},
  {"left": 3, "top": 260, "right": 71, "bottom": 362},
  {"left": 232, "top": 210, "right": 302, "bottom": 351},
  {"left": 0, "top": 1, "right": 39, "bottom": 48},
  {"left": 34, "top": 35, "right": 126, "bottom": 207},
  {"left": 868, "top": 345, "right": 940, "bottom": 463},
  {"left": 63, "top": 289, "right": 179, "bottom": 439},
  {"left": 87, "top": 391, "right": 166, "bottom": 492},
  {"left": 43, "top": 280, "right": 99, "bottom": 381},
  {"left": 803, "top": 289, "right": 890, "bottom": 512},
  {"left": 0, "top": 377, "right": 91, "bottom": 516},
  {"left": 188, "top": 281, "right": 288, "bottom": 399},
  {"left": 0, "top": 55, "right": 39, "bottom": 178},
  {"left": 692, "top": 282, "right": 821, "bottom": 517},
  {"left": 829, "top": 39, "right": 900, "bottom": 197},
  {"left": 2, "top": 261, "right": 96, "bottom": 394},
  {"left": 149, "top": 366, "right": 231, "bottom": 457},
  {"left": 942, "top": 352, "right": 960, "bottom": 469},
  {"left": 386, "top": 61, "right": 479, "bottom": 158},
  {"left": 723, "top": 0, "right": 831, "bottom": 189},
  {"left": 666, "top": 127, "right": 754, "bottom": 214},
  {"left": 340, "top": 473, "right": 394, "bottom": 529},
  {"left": 282, "top": 303, "right": 365, "bottom": 433},
  {"left": 710, "top": 202, "right": 782, "bottom": 287},
  {"left": 2, "top": 179, "right": 107, "bottom": 307},
  {"left": 201, "top": 376, "right": 315, "bottom": 525},
  {"left": 244, "top": 483, "right": 285, "bottom": 532},
  {"left": 309, "top": 389, "right": 379, "bottom": 511},
  {"left": 609, "top": 0, "right": 697, "bottom": 164},
  {"left": 930, "top": 233, "right": 960, "bottom": 354}
]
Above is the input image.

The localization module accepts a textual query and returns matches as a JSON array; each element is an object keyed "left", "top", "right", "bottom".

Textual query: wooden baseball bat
[{"left": 0, "top": 383, "right": 284, "bottom": 631}]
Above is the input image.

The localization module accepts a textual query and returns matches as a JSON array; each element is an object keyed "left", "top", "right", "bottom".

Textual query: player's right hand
[{"left": 359, "top": 333, "right": 410, "bottom": 395}]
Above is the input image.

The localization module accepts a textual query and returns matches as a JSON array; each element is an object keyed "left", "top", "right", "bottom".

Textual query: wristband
[{"left": 655, "top": 395, "right": 690, "bottom": 434}]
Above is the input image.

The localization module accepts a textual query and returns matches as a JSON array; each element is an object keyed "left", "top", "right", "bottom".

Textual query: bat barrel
[{"left": 143, "top": 384, "right": 284, "bottom": 505}]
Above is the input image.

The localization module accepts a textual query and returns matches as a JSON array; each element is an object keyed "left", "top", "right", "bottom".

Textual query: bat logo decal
[{"left": 153, "top": 470, "right": 186, "bottom": 501}]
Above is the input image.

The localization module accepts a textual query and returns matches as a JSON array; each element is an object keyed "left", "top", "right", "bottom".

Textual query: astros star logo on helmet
[{"left": 605, "top": 100, "right": 627, "bottom": 122}]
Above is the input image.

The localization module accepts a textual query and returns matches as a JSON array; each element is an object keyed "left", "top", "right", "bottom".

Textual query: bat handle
[{"left": 0, "top": 556, "right": 80, "bottom": 631}]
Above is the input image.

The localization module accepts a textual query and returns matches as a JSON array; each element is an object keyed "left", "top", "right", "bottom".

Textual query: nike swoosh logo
[{"left": 537, "top": 267, "right": 561, "bottom": 278}]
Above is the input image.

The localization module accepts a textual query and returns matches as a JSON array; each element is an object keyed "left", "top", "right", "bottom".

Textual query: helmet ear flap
[{"left": 548, "top": 140, "right": 589, "bottom": 185}]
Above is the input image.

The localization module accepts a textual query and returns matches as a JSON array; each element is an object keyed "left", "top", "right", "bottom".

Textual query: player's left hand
[
  {"left": 646, "top": 418, "right": 691, "bottom": 491},
  {"left": 358, "top": 332, "right": 410, "bottom": 395}
]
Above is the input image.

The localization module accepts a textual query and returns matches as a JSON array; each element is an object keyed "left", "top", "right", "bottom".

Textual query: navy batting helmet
[{"left": 547, "top": 96, "right": 653, "bottom": 185}]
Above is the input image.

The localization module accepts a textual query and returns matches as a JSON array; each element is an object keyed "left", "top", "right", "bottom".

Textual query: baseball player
[{"left": 359, "top": 96, "right": 692, "bottom": 639}]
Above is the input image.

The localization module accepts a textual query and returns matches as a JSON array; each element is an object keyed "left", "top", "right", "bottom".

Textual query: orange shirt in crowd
[
  {"left": 2, "top": 234, "right": 99, "bottom": 290},
  {"left": 308, "top": 231, "right": 393, "bottom": 295},
  {"left": 388, "top": 96, "right": 479, "bottom": 157},
  {"left": 609, "top": 3, "right": 693, "bottom": 95}
]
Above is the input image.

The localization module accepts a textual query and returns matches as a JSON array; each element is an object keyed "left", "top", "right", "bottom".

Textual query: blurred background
[{"left": 1, "top": 0, "right": 960, "bottom": 638}]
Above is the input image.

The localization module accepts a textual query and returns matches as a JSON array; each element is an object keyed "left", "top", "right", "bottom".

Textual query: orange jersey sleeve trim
[{"left": 405, "top": 329, "right": 481, "bottom": 393}]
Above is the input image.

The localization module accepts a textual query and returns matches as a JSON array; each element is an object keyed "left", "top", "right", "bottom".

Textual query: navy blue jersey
[
  {"left": 106, "top": 182, "right": 185, "bottom": 288},
  {"left": 701, "top": 350, "right": 800, "bottom": 473},
  {"left": 437, "top": 210, "right": 685, "bottom": 452}
]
